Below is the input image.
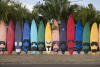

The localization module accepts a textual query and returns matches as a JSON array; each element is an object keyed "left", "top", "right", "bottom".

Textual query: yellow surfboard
[
  {"left": 45, "top": 22, "right": 52, "bottom": 55},
  {"left": 90, "top": 22, "right": 98, "bottom": 55}
]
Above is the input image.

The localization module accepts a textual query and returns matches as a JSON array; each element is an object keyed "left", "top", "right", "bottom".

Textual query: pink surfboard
[
  {"left": 0, "top": 20, "right": 7, "bottom": 54},
  {"left": 99, "top": 24, "right": 100, "bottom": 50},
  {"left": 52, "top": 20, "right": 59, "bottom": 54}
]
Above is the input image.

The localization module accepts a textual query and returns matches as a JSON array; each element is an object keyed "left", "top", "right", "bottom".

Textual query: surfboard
[
  {"left": 31, "top": 19, "right": 37, "bottom": 54},
  {"left": 7, "top": 19, "right": 15, "bottom": 54},
  {"left": 99, "top": 24, "right": 100, "bottom": 50},
  {"left": 23, "top": 20, "right": 30, "bottom": 54},
  {"left": 60, "top": 20, "right": 67, "bottom": 54},
  {"left": 0, "top": 20, "right": 7, "bottom": 54},
  {"left": 67, "top": 14, "right": 75, "bottom": 55},
  {"left": 83, "top": 22, "right": 90, "bottom": 55},
  {"left": 75, "top": 20, "right": 82, "bottom": 54},
  {"left": 45, "top": 22, "right": 52, "bottom": 55},
  {"left": 15, "top": 21, "right": 22, "bottom": 54},
  {"left": 37, "top": 20, "right": 45, "bottom": 54},
  {"left": 90, "top": 22, "right": 98, "bottom": 55},
  {"left": 52, "top": 20, "right": 59, "bottom": 54}
]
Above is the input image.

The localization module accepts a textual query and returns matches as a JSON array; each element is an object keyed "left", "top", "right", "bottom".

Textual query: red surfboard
[
  {"left": 67, "top": 14, "right": 75, "bottom": 55},
  {"left": 7, "top": 19, "right": 15, "bottom": 54}
]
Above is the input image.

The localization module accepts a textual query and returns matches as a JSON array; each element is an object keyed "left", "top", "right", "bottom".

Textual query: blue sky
[
  {"left": 13, "top": 0, "right": 100, "bottom": 12},
  {"left": 70, "top": 0, "right": 100, "bottom": 10}
]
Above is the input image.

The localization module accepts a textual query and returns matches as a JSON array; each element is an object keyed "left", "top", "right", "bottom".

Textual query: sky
[{"left": 13, "top": 0, "right": 100, "bottom": 12}]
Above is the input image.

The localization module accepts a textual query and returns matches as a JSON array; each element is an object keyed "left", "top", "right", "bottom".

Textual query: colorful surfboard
[
  {"left": 60, "top": 20, "right": 67, "bottom": 54},
  {"left": 0, "top": 20, "right": 7, "bottom": 54},
  {"left": 67, "top": 14, "right": 75, "bottom": 55},
  {"left": 52, "top": 20, "right": 59, "bottom": 54},
  {"left": 37, "top": 20, "right": 45, "bottom": 54},
  {"left": 83, "top": 22, "right": 90, "bottom": 55},
  {"left": 90, "top": 22, "right": 98, "bottom": 55},
  {"left": 75, "top": 20, "right": 82, "bottom": 54},
  {"left": 45, "top": 22, "right": 52, "bottom": 55},
  {"left": 7, "top": 19, "right": 15, "bottom": 54},
  {"left": 31, "top": 19, "right": 37, "bottom": 54},
  {"left": 23, "top": 20, "right": 30, "bottom": 54},
  {"left": 15, "top": 21, "right": 22, "bottom": 54}
]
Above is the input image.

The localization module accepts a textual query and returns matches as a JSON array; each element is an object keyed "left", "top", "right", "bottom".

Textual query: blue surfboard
[
  {"left": 75, "top": 20, "right": 82, "bottom": 54},
  {"left": 15, "top": 21, "right": 22, "bottom": 54},
  {"left": 23, "top": 20, "right": 30, "bottom": 54},
  {"left": 60, "top": 20, "right": 67, "bottom": 54},
  {"left": 31, "top": 19, "right": 37, "bottom": 54}
]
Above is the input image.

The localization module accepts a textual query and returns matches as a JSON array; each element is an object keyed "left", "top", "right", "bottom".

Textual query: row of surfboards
[{"left": 0, "top": 14, "right": 99, "bottom": 55}]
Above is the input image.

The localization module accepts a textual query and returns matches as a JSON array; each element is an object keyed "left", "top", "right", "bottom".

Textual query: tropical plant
[
  {"left": 33, "top": 0, "right": 100, "bottom": 26},
  {"left": 0, "top": 0, "right": 33, "bottom": 25},
  {"left": 33, "top": 0, "right": 70, "bottom": 22}
]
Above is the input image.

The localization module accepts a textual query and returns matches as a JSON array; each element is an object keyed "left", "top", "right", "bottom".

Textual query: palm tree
[
  {"left": 0, "top": 0, "right": 15, "bottom": 22},
  {"left": 0, "top": 0, "right": 33, "bottom": 25},
  {"left": 33, "top": 0, "right": 70, "bottom": 22},
  {"left": 70, "top": 3, "right": 100, "bottom": 26}
]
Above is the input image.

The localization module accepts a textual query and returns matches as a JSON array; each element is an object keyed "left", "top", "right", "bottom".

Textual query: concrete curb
[{"left": 2, "top": 51, "right": 100, "bottom": 55}]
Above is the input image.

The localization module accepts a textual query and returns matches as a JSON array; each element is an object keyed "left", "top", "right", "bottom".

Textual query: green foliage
[
  {"left": 71, "top": 3, "right": 100, "bottom": 26},
  {"left": 34, "top": 0, "right": 70, "bottom": 23},
  {"left": 33, "top": 0, "right": 100, "bottom": 26},
  {"left": 0, "top": 0, "right": 100, "bottom": 27},
  {"left": 0, "top": 0, "right": 33, "bottom": 25},
  {"left": 32, "top": 9, "right": 39, "bottom": 24}
]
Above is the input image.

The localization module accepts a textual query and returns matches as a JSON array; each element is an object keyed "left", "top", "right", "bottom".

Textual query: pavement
[
  {"left": 0, "top": 51, "right": 100, "bottom": 65},
  {"left": 0, "top": 64, "right": 100, "bottom": 67}
]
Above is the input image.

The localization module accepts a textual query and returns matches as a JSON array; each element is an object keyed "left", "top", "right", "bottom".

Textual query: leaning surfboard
[
  {"left": 0, "top": 20, "right": 7, "bottom": 54},
  {"left": 67, "top": 14, "right": 75, "bottom": 55},
  {"left": 90, "top": 22, "right": 98, "bottom": 55},
  {"left": 52, "top": 20, "right": 59, "bottom": 54},
  {"left": 45, "top": 22, "right": 52, "bottom": 55},
  {"left": 31, "top": 19, "right": 37, "bottom": 54},
  {"left": 23, "top": 20, "right": 30, "bottom": 54},
  {"left": 75, "top": 20, "right": 82, "bottom": 54},
  {"left": 99, "top": 24, "right": 100, "bottom": 50},
  {"left": 7, "top": 19, "right": 15, "bottom": 54},
  {"left": 37, "top": 20, "right": 45, "bottom": 54},
  {"left": 60, "top": 20, "right": 67, "bottom": 54},
  {"left": 15, "top": 21, "right": 22, "bottom": 54},
  {"left": 83, "top": 22, "right": 90, "bottom": 55}
]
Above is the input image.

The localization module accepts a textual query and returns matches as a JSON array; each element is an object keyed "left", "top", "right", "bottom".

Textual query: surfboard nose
[
  {"left": 8, "top": 51, "right": 12, "bottom": 55},
  {"left": 47, "top": 52, "right": 50, "bottom": 55},
  {"left": 69, "top": 50, "right": 73, "bottom": 55},
  {"left": 0, "top": 51, "right": 3, "bottom": 55},
  {"left": 62, "top": 51, "right": 65, "bottom": 54},
  {"left": 39, "top": 51, "right": 42, "bottom": 54},
  {"left": 92, "top": 52, "right": 96, "bottom": 55},
  {"left": 33, "top": 51, "right": 36, "bottom": 54},
  {"left": 77, "top": 50, "right": 80, "bottom": 54},
  {"left": 24, "top": 49, "right": 28, "bottom": 54},
  {"left": 16, "top": 49, "right": 21, "bottom": 53}
]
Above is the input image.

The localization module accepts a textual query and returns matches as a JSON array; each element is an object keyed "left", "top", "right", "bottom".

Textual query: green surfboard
[
  {"left": 83, "top": 22, "right": 90, "bottom": 55},
  {"left": 37, "top": 20, "right": 45, "bottom": 54}
]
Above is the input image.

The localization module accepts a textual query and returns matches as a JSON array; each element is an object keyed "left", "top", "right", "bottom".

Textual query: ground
[{"left": 0, "top": 51, "right": 100, "bottom": 64}]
